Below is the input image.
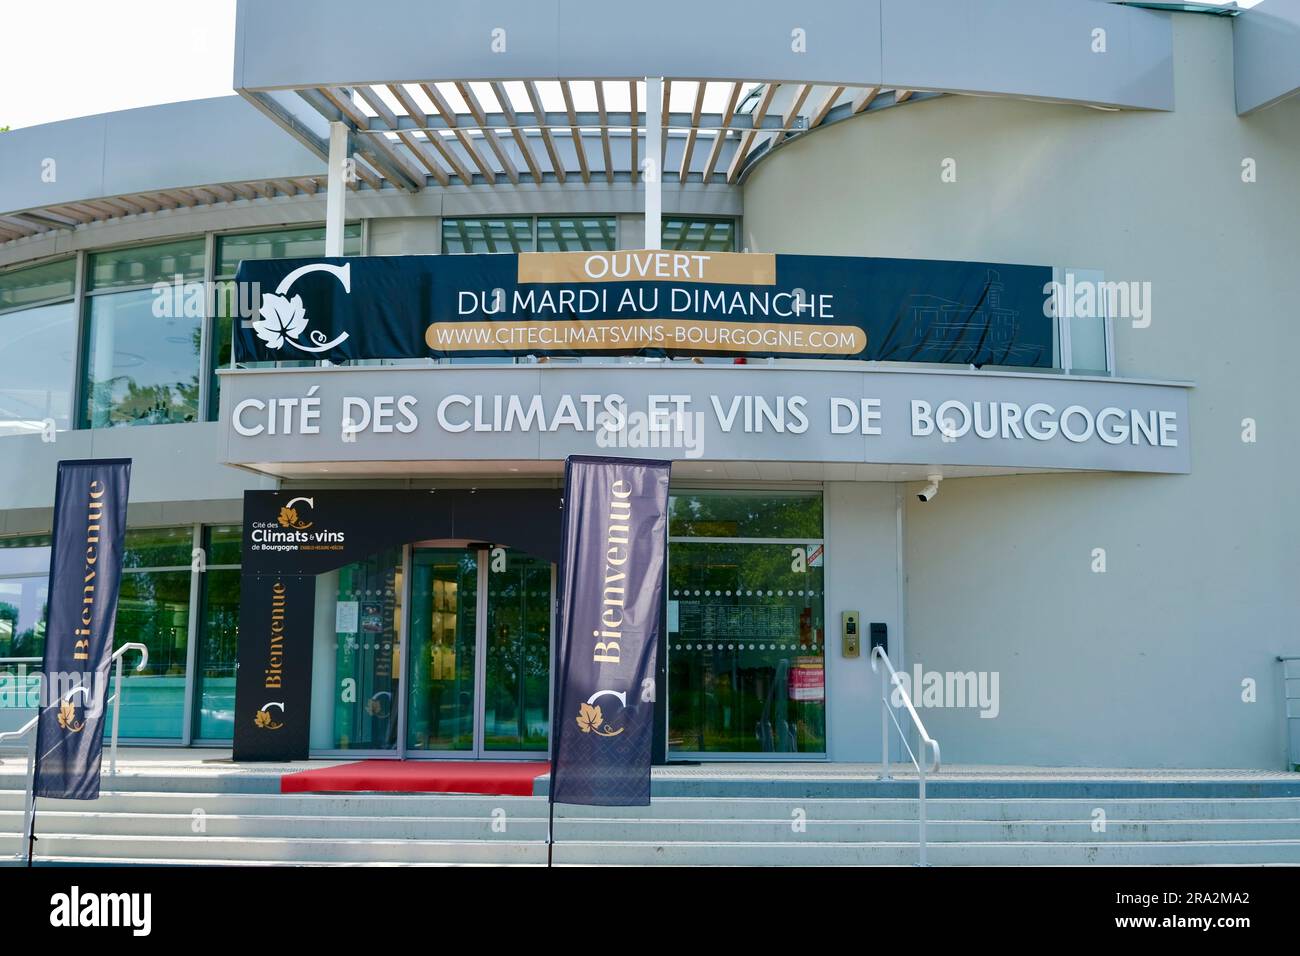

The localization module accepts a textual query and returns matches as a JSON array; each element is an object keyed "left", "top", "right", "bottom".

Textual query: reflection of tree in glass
[
  {"left": 88, "top": 322, "right": 200, "bottom": 426},
  {"left": 116, "top": 572, "right": 190, "bottom": 676},
  {"left": 669, "top": 493, "right": 822, "bottom": 538},
  {"left": 0, "top": 599, "right": 47, "bottom": 658}
]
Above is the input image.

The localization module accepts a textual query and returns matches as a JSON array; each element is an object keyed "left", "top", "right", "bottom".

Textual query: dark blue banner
[
  {"left": 551, "top": 455, "right": 670, "bottom": 807},
  {"left": 233, "top": 252, "right": 1053, "bottom": 367},
  {"left": 33, "top": 458, "right": 131, "bottom": 800}
]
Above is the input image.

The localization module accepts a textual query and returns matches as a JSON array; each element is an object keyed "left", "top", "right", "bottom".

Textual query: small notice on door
[
  {"left": 806, "top": 544, "right": 824, "bottom": 567},
  {"left": 335, "top": 601, "right": 359, "bottom": 634}
]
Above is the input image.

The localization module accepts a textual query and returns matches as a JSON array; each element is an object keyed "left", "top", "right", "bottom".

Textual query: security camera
[{"left": 916, "top": 474, "right": 943, "bottom": 502}]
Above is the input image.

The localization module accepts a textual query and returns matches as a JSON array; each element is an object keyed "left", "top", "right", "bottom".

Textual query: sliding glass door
[{"left": 405, "top": 545, "right": 554, "bottom": 757}]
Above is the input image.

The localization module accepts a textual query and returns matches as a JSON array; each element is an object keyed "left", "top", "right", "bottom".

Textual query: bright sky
[
  {"left": 0, "top": 0, "right": 1268, "bottom": 131},
  {"left": 0, "top": 0, "right": 237, "bottom": 130}
]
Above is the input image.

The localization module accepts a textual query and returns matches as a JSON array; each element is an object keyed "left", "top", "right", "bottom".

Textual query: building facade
[{"left": 1, "top": 0, "right": 1297, "bottom": 769}]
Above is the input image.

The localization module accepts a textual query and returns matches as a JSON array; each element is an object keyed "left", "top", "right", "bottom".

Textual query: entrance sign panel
[
  {"left": 552, "top": 456, "right": 671, "bottom": 806},
  {"left": 233, "top": 252, "right": 1054, "bottom": 366},
  {"left": 231, "top": 489, "right": 561, "bottom": 761}
]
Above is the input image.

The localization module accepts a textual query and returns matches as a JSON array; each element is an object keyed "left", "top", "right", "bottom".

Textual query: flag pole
[
  {"left": 546, "top": 782, "right": 556, "bottom": 868},
  {"left": 25, "top": 801, "right": 36, "bottom": 867}
]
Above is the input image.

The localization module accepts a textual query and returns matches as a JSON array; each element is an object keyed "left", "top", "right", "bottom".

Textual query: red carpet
[{"left": 280, "top": 760, "right": 550, "bottom": 796}]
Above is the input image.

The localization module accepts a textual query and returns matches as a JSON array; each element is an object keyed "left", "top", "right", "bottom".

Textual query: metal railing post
[
  {"left": 108, "top": 643, "right": 148, "bottom": 777},
  {"left": 21, "top": 716, "right": 37, "bottom": 862},
  {"left": 917, "top": 741, "right": 927, "bottom": 867},
  {"left": 879, "top": 663, "right": 891, "bottom": 781},
  {"left": 871, "top": 645, "right": 939, "bottom": 866},
  {"left": 110, "top": 651, "right": 124, "bottom": 776}
]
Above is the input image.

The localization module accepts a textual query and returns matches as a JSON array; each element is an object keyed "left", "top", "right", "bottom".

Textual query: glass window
[
  {"left": 203, "top": 524, "right": 242, "bottom": 567},
  {"left": 215, "top": 224, "right": 362, "bottom": 279},
  {"left": 669, "top": 491, "right": 824, "bottom": 539},
  {"left": 0, "top": 535, "right": 52, "bottom": 663},
  {"left": 0, "top": 258, "right": 78, "bottom": 439},
  {"left": 82, "top": 287, "right": 200, "bottom": 427},
  {"left": 115, "top": 568, "right": 190, "bottom": 739},
  {"left": 114, "top": 527, "right": 192, "bottom": 739},
  {"left": 0, "top": 534, "right": 51, "bottom": 577},
  {"left": 88, "top": 239, "right": 204, "bottom": 292},
  {"left": 442, "top": 217, "right": 533, "bottom": 254},
  {"left": 662, "top": 217, "right": 736, "bottom": 252},
  {"left": 667, "top": 492, "right": 826, "bottom": 756},
  {"left": 194, "top": 525, "right": 241, "bottom": 741},
  {"left": 0, "top": 573, "right": 46, "bottom": 717},
  {"left": 0, "top": 301, "right": 76, "bottom": 437},
  {"left": 195, "top": 567, "right": 239, "bottom": 741},
  {"left": 124, "top": 526, "right": 193, "bottom": 569},
  {"left": 536, "top": 217, "right": 616, "bottom": 252},
  {"left": 0, "top": 257, "right": 75, "bottom": 310}
]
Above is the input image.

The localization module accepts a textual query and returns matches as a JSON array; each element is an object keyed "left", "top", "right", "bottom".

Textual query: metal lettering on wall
[{"left": 218, "top": 366, "right": 1192, "bottom": 474}]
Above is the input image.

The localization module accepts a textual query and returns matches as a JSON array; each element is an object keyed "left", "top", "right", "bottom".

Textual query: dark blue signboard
[{"left": 233, "top": 251, "right": 1052, "bottom": 367}]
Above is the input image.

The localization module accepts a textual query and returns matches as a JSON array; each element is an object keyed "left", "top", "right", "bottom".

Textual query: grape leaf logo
[
  {"left": 253, "top": 293, "right": 309, "bottom": 350},
  {"left": 249, "top": 261, "right": 352, "bottom": 354}
]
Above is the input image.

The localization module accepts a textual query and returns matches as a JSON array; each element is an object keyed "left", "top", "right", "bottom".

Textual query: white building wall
[
  {"left": 822, "top": 481, "right": 900, "bottom": 762},
  {"left": 742, "top": 13, "right": 1300, "bottom": 768}
]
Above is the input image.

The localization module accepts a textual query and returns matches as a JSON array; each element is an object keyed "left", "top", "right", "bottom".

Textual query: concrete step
[
  {"left": 1, "top": 831, "right": 545, "bottom": 865},
  {"left": 4, "top": 809, "right": 1298, "bottom": 843},
  {"left": 6, "top": 790, "right": 1300, "bottom": 822},
  {"left": 6, "top": 831, "right": 1300, "bottom": 866},
  {"left": 548, "top": 839, "right": 1300, "bottom": 866},
  {"left": 7, "top": 771, "right": 1300, "bottom": 800}
]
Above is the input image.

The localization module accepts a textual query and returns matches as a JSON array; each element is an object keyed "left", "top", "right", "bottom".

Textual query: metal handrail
[
  {"left": 0, "top": 645, "right": 149, "bottom": 761},
  {"left": 0, "top": 643, "right": 149, "bottom": 862},
  {"left": 871, "top": 644, "right": 941, "bottom": 866}
]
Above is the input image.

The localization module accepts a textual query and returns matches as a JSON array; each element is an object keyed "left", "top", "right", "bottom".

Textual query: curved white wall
[{"left": 742, "top": 14, "right": 1300, "bottom": 768}]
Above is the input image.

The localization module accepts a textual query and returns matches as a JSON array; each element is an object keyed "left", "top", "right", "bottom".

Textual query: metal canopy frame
[{"left": 243, "top": 79, "right": 935, "bottom": 194}]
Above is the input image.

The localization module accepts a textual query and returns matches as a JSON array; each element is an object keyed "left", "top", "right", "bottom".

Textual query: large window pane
[
  {"left": 0, "top": 536, "right": 52, "bottom": 662},
  {"left": 82, "top": 288, "right": 200, "bottom": 427},
  {"left": 669, "top": 491, "right": 824, "bottom": 539},
  {"left": 0, "top": 535, "right": 51, "bottom": 577},
  {"left": 115, "top": 569, "right": 190, "bottom": 739},
  {"left": 215, "top": 224, "right": 361, "bottom": 278},
  {"left": 0, "top": 576, "right": 48, "bottom": 661},
  {"left": 195, "top": 568, "right": 239, "bottom": 741},
  {"left": 0, "top": 257, "right": 75, "bottom": 310},
  {"left": 668, "top": 540, "right": 826, "bottom": 754},
  {"left": 125, "top": 526, "right": 193, "bottom": 569},
  {"left": 663, "top": 217, "right": 735, "bottom": 252},
  {"left": 88, "top": 239, "right": 204, "bottom": 292},
  {"left": 536, "top": 217, "right": 616, "bottom": 252},
  {"left": 0, "top": 301, "right": 76, "bottom": 436},
  {"left": 204, "top": 524, "right": 242, "bottom": 566},
  {"left": 442, "top": 217, "right": 533, "bottom": 254}
]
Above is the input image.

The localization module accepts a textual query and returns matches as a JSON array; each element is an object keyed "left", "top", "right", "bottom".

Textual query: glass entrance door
[{"left": 405, "top": 545, "right": 553, "bottom": 757}]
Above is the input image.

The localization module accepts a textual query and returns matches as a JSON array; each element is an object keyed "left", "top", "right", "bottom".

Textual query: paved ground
[{"left": 1, "top": 747, "right": 1295, "bottom": 783}]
